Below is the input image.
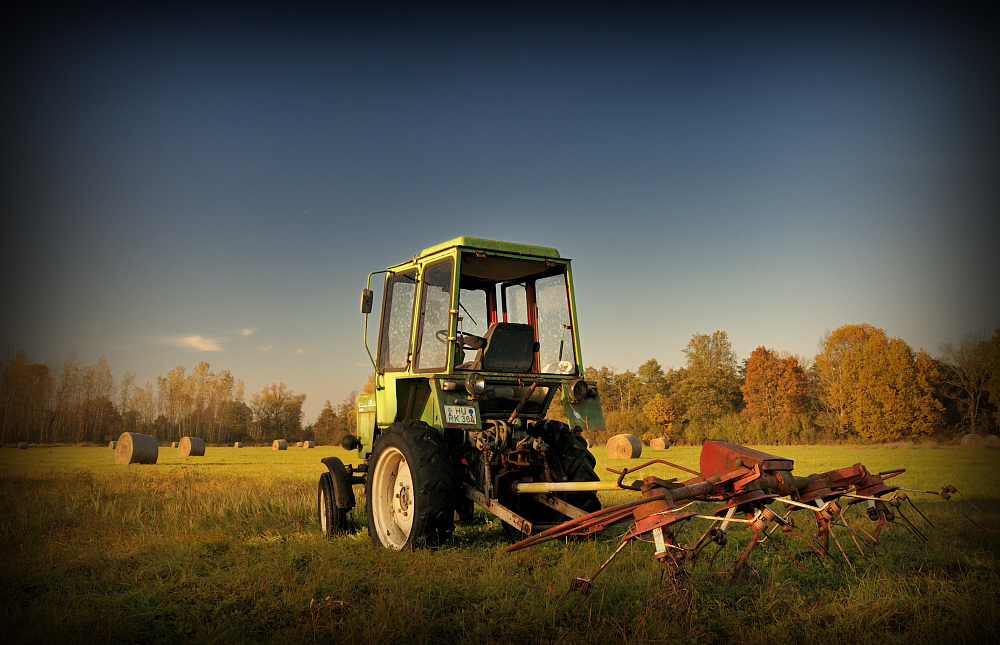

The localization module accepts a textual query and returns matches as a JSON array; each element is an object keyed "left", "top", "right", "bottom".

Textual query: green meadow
[{"left": 2, "top": 443, "right": 999, "bottom": 644}]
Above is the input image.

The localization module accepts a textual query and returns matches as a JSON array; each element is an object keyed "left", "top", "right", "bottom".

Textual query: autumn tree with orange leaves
[
  {"left": 741, "top": 347, "right": 807, "bottom": 422},
  {"left": 815, "top": 324, "right": 944, "bottom": 441}
]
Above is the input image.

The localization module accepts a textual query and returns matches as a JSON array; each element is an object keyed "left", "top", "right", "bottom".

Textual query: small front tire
[{"left": 318, "top": 471, "right": 349, "bottom": 536}]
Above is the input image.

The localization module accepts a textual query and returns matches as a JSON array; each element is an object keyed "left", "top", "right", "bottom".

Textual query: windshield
[{"left": 456, "top": 253, "right": 576, "bottom": 375}]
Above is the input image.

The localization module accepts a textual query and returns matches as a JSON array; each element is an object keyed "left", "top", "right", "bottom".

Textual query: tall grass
[{"left": 1, "top": 444, "right": 998, "bottom": 643}]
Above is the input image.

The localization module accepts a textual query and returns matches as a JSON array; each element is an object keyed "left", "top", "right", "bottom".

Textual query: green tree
[
  {"left": 843, "top": 338, "right": 944, "bottom": 441},
  {"left": 678, "top": 331, "right": 742, "bottom": 426},
  {"left": 815, "top": 324, "right": 880, "bottom": 437},
  {"left": 584, "top": 365, "right": 640, "bottom": 413},
  {"left": 250, "top": 382, "right": 306, "bottom": 441},
  {"left": 312, "top": 400, "right": 339, "bottom": 445},
  {"left": 637, "top": 359, "right": 668, "bottom": 405},
  {"left": 331, "top": 391, "right": 359, "bottom": 440},
  {"left": 218, "top": 400, "right": 252, "bottom": 443}
]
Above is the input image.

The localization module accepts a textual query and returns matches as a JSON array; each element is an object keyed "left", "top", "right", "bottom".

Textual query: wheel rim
[
  {"left": 319, "top": 484, "right": 329, "bottom": 532},
  {"left": 371, "top": 446, "right": 414, "bottom": 549}
]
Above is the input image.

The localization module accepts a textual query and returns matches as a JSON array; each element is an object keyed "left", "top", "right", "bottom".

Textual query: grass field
[{"left": 2, "top": 443, "right": 999, "bottom": 644}]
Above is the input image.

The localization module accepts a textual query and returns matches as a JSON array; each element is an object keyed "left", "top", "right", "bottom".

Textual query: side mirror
[{"left": 360, "top": 288, "right": 373, "bottom": 314}]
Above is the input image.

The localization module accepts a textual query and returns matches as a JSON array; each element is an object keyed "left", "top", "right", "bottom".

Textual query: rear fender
[{"left": 320, "top": 456, "right": 357, "bottom": 510}]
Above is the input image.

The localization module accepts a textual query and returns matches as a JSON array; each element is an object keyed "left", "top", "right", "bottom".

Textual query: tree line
[
  {"left": 0, "top": 352, "right": 338, "bottom": 445},
  {"left": 3, "top": 323, "right": 999, "bottom": 446},
  {"left": 565, "top": 324, "right": 1000, "bottom": 445}
]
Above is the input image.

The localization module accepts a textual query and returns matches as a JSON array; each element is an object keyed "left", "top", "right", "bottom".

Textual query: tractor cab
[{"left": 354, "top": 237, "right": 603, "bottom": 457}]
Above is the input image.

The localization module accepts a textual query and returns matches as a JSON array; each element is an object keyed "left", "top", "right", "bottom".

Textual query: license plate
[{"left": 445, "top": 405, "right": 478, "bottom": 426}]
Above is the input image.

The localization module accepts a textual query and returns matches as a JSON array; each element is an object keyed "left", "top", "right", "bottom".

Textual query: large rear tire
[
  {"left": 501, "top": 421, "right": 601, "bottom": 539},
  {"left": 366, "top": 420, "right": 456, "bottom": 549}
]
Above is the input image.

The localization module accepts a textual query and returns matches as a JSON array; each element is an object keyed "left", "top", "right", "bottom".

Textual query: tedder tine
[
  {"left": 782, "top": 520, "right": 828, "bottom": 560},
  {"left": 731, "top": 524, "right": 760, "bottom": 580},
  {"left": 885, "top": 493, "right": 926, "bottom": 541},
  {"left": 951, "top": 486, "right": 986, "bottom": 518},
  {"left": 940, "top": 491, "right": 984, "bottom": 529},
  {"left": 762, "top": 528, "right": 810, "bottom": 573},
  {"left": 841, "top": 511, "right": 879, "bottom": 545},
  {"left": 834, "top": 505, "right": 867, "bottom": 556},
  {"left": 939, "top": 485, "right": 986, "bottom": 526},
  {"left": 906, "top": 497, "right": 934, "bottom": 528},
  {"left": 950, "top": 501, "right": 983, "bottom": 529},
  {"left": 827, "top": 522, "right": 855, "bottom": 573},
  {"left": 569, "top": 539, "right": 631, "bottom": 595},
  {"left": 896, "top": 508, "right": 928, "bottom": 542}
]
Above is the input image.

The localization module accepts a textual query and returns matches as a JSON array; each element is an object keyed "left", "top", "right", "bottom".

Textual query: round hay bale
[
  {"left": 304, "top": 441, "right": 315, "bottom": 449},
  {"left": 985, "top": 435, "right": 1000, "bottom": 449},
  {"left": 295, "top": 441, "right": 304, "bottom": 447},
  {"left": 109, "top": 440, "right": 117, "bottom": 449},
  {"left": 961, "top": 433, "right": 985, "bottom": 449},
  {"left": 178, "top": 436, "right": 206, "bottom": 457},
  {"left": 115, "top": 432, "right": 158, "bottom": 464},
  {"left": 273, "top": 439, "right": 288, "bottom": 451},
  {"left": 234, "top": 441, "right": 243, "bottom": 448},
  {"left": 171, "top": 441, "right": 179, "bottom": 448},
  {"left": 18, "top": 441, "right": 28, "bottom": 449},
  {"left": 650, "top": 437, "right": 671, "bottom": 450},
  {"left": 606, "top": 434, "right": 642, "bottom": 459}
]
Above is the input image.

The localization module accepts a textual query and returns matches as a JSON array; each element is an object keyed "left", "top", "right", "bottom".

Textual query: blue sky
[{"left": 3, "top": 4, "right": 998, "bottom": 423}]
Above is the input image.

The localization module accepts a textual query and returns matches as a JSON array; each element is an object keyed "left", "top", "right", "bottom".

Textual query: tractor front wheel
[
  {"left": 318, "top": 471, "right": 349, "bottom": 536},
  {"left": 366, "top": 421, "right": 456, "bottom": 549}
]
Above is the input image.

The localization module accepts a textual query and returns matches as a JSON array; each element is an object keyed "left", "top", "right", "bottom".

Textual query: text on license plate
[{"left": 445, "top": 405, "right": 478, "bottom": 426}]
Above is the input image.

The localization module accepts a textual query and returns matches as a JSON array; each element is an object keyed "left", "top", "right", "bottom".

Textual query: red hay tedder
[{"left": 505, "top": 440, "right": 984, "bottom": 593}]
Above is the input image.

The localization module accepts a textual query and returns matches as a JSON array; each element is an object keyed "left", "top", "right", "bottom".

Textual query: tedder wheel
[
  {"left": 366, "top": 420, "right": 456, "bottom": 549},
  {"left": 318, "top": 471, "right": 349, "bottom": 536}
]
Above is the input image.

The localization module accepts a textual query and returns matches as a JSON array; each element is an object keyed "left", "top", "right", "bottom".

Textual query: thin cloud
[
  {"left": 257, "top": 345, "right": 273, "bottom": 352},
  {"left": 240, "top": 327, "right": 258, "bottom": 336},
  {"left": 162, "top": 335, "right": 224, "bottom": 351}
]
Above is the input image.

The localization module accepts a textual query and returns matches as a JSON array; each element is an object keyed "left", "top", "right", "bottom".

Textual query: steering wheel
[{"left": 435, "top": 330, "right": 485, "bottom": 348}]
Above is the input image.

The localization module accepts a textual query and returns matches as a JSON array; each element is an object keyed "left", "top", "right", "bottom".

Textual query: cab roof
[{"left": 418, "top": 237, "right": 561, "bottom": 260}]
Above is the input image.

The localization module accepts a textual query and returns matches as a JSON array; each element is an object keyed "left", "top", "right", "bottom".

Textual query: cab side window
[
  {"left": 377, "top": 270, "right": 417, "bottom": 372},
  {"left": 414, "top": 259, "right": 454, "bottom": 371}
]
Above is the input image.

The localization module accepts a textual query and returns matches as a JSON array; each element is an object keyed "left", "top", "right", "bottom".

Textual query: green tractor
[{"left": 318, "top": 237, "right": 607, "bottom": 548}]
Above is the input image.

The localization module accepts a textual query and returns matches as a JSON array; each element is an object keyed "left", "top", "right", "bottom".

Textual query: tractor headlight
[
  {"left": 465, "top": 373, "right": 486, "bottom": 396},
  {"left": 569, "top": 378, "right": 590, "bottom": 403}
]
